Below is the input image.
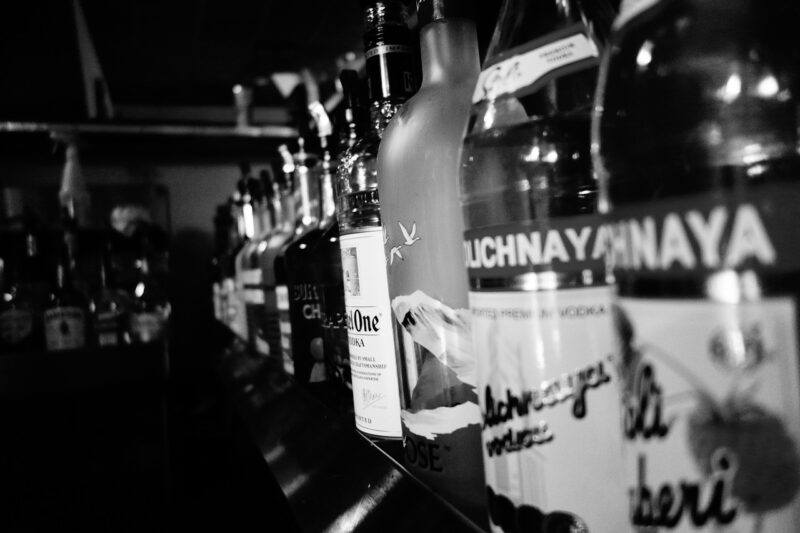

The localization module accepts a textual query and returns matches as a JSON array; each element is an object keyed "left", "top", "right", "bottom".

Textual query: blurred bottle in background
[
  {"left": 44, "top": 238, "right": 88, "bottom": 352},
  {"left": 595, "top": 0, "right": 800, "bottom": 529}
]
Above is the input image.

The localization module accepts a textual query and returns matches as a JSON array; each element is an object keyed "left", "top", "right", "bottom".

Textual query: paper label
[
  {"left": 617, "top": 296, "right": 800, "bottom": 530},
  {"left": 130, "top": 312, "right": 166, "bottom": 343},
  {"left": 340, "top": 228, "right": 403, "bottom": 438},
  {"left": 44, "top": 306, "right": 86, "bottom": 351},
  {"left": 0, "top": 308, "right": 34, "bottom": 345},
  {"left": 276, "top": 284, "right": 293, "bottom": 375},
  {"left": 471, "top": 286, "right": 627, "bottom": 532},
  {"left": 473, "top": 25, "right": 599, "bottom": 104}
]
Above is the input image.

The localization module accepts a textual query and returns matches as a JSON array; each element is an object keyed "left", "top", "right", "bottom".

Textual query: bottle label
[
  {"left": 276, "top": 284, "right": 294, "bottom": 375},
  {"left": 616, "top": 296, "right": 800, "bottom": 530},
  {"left": 94, "top": 310, "right": 124, "bottom": 347},
  {"left": 470, "top": 286, "right": 627, "bottom": 532},
  {"left": 607, "top": 185, "right": 800, "bottom": 277},
  {"left": 365, "top": 43, "right": 412, "bottom": 59},
  {"left": 615, "top": 0, "right": 663, "bottom": 29},
  {"left": 44, "top": 306, "right": 86, "bottom": 351},
  {"left": 340, "top": 228, "right": 403, "bottom": 438},
  {"left": 287, "top": 281, "right": 324, "bottom": 382},
  {"left": 0, "top": 308, "right": 34, "bottom": 345},
  {"left": 130, "top": 312, "right": 166, "bottom": 343},
  {"left": 472, "top": 24, "right": 599, "bottom": 104},
  {"left": 464, "top": 214, "right": 608, "bottom": 280},
  {"left": 241, "top": 269, "right": 265, "bottom": 304}
]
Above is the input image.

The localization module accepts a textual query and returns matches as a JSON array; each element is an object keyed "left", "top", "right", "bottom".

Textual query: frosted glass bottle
[{"left": 376, "top": 0, "right": 485, "bottom": 525}]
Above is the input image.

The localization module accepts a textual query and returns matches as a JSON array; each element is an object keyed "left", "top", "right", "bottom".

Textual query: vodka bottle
[
  {"left": 376, "top": 0, "right": 486, "bottom": 524},
  {"left": 460, "top": 0, "right": 624, "bottom": 530},
  {"left": 595, "top": 0, "right": 800, "bottom": 529},
  {"left": 336, "top": 1, "right": 417, "bottom": 439}
]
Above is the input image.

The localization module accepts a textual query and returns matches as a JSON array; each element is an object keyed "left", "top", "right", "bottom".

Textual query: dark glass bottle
[
  {"left": 129, "top": 255, "right": 170, "bottom": 345},
  {"left": 312, "top": 138, "right": 349, "bottom": 388},
  {"left": 44, "top": 243, "right": 89, "bottom": 352},
  {"left": 594, "top": 0, "right": 800, "bottom": 529},
  {"left": 89, "top": 246, "right": 131, "bottom": 348},
  {"left": 284, "top": 140, "right": 326, "bottom": 383},
  {"left": 336, "top": 0, "right": 417, "bottom": 440},
  {"left": 460, "top": 0, "right": 622, "bottom": 529}
]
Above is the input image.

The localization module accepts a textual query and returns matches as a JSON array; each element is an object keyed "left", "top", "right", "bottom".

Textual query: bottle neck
[
  {"left": 419, "top": 18, "right": 480, "bottom": 86},
  {"left": 319, "top": 152, "right": 337, "bottom": 223},
  {"left": 280, "top": 187, "right": 296, "bottom": 232},
  {"left": 241, "top": 196, "right": 257, "bottom": 240},
  {"left": 294, "top": 163, "right": 319, "bottom": 229}
]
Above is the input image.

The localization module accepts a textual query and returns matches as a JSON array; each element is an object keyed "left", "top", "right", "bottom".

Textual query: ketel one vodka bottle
[
  {"left": 595, "top": 0, "right": 800, "bottom": 530},
  {"left": 44, "top": 242, "right": 89, "bottom": 352},
  {"left": 460, "top": 0, "right": 624, "bottom": 530},
  {"left": 376, "top": 0, "right": 486, "bottom": 524},
  {"left": 336, "top": 0, "right": 417, "bottom": 439},
  {"left": 284, "top": 139, "right": 328, "bottom": 383}
]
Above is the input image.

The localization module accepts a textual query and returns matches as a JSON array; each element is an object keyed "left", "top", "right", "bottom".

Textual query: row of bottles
[
  {"left": 1, "top": 223, "right": 170, "bottom": 353},
  {"left": 214, "top": 0, "right": 800, "bottom": 530}
]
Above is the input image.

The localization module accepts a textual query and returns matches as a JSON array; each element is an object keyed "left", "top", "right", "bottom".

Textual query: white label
[
  {"left": 472, "top": 32, "right": 599, "bottom": 104},
  {"left": 44, "top": 306, "right": 86, "bottom": 351},
  {"left": 0, "top": 308, "right": 33, "bottom": 344},
  {"left": 615, "top": 0, "right": 662, "bottom": 29},
  {"left": 130, "top": 312, "right": 166, "bottom": 343},
  {"left": 618, "top": 296, "right": 800, "bottom": 531},
  {"left": 365, "top": 44, "right": 411, "bottom": 59},
  {"left": 340, "top": 228, "right": 402, "bottom": 438},
  {"left": 243, "top": 288, "right": 265, "bottom": 305},
  {"left": 228, "top": 289, "right": 249, "bottom": 340},
  {"left": 471, "top": 286, "right": 627, "bottom": 532},
  {"left": 240, "top": 268, "right": 262, "bottom": 286},
  {"left": 276, "top": 284, "right": 293, "bottom": 375}
]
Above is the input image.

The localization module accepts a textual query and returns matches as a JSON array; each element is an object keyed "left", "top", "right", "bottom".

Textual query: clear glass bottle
[
  {"left": 594, "top": 0, "right": 800, "bottom": 529},
  {"left": 460, "top": 0, "right": 624, "bottom": 530},
  {"left": 231, "top": 163, "right": 257, "bottom": 341},
  {"left": 336, "top": 0, "right": 417, "bottom": 439},
  {"left": 272, "top": 146, "right": 298, "bottom": 374},
  {"left": 44, "top": 241, "right": 89, "bottom": 352},
  {"left": 376, "top": 0, "right": 485, "bottom": 523}
]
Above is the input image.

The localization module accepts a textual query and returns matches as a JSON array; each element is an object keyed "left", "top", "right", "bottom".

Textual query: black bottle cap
[{"left": 416, "top": 0, "right": 476, "bottom": 26}]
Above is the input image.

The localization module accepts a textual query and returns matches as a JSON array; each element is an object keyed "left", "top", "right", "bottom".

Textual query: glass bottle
[
  {"left": 273, "top": 146, "right": 298, "bottom": 374},
  {"left": 89, "top": 245, "right": 131, "bottom": 348},
  {"left": 238, "top": 169, "right": 270, "bottom": 355},
  {"left": 284, "top": 139, "right": 327, "bottom": 383},
  {"left": 129, "top": 253, "right": 171, "bottom": 345},
  {"left": 1, "top": 233, "right": 45, "bottom": 353},
  {"left": 44, "top": 242, "right": 89, "bottom": 352},
  {"left": 336, "top": 0, "right": 417, "bottom": 440},
  {"left": 376, "top": 0, "right": 485, "bottom": 523},
  {"left": 313, "top": 71, "right": 363, "bottom": 390},
  {"left": 594, "top": 0, "right": 800, "bottom": 529},
  {"left": 231, "top": 163, "right": 256, "bottom": 341},
  {"left": 460, "top": 0, "right": 623, "bottom": 530}
]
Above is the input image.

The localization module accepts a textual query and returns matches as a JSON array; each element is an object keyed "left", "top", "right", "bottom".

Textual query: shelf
[
  {"left": 0, "top": 121, "right": 298, "bottom": 139},
  {"left": 216, "top": 332, "right": 485, "bottom": 533}
]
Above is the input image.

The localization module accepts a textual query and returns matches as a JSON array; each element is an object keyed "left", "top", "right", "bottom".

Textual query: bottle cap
[{"left": 416, "top": 0, "right": 476, "bottom": 26}]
